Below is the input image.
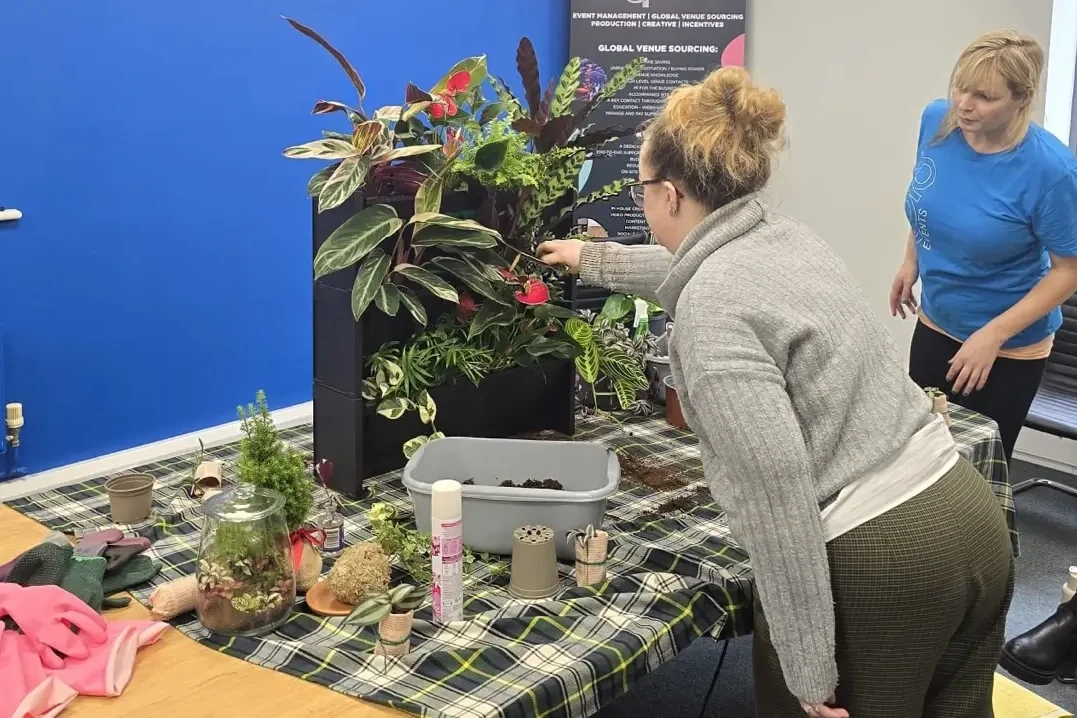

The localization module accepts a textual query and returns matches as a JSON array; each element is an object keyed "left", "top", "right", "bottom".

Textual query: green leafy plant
[
  {"left": 344, "top": 583, "right": 427, "bottom": 627},
  {"left": 566, "top": 307, "right": 651, "bottom": 411},
  {"left": 236, "top": 390, "right": 313, "bottom": 530}
]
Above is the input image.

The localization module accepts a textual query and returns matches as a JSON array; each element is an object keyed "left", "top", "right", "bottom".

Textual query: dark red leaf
[
  {"left": 285, "top": 17, "right": 367, "bottom": 101},
  {"left": 511, "top": 117, "right": 542, "bottom": 137},
  {"left": 537, "top": 115, "right": 574, "bottom": 152},
  {"left": 315, "top": 459, "right": 334, "bottom": 484},
  {"left": 535, "top": 78, "right": 556, "bottom": 125},
  {"left": 516, "top": 37, "right": 542, "bottom": 118},
  {"left": 405, "top": 82, "right": 433, "bottom": 104}
]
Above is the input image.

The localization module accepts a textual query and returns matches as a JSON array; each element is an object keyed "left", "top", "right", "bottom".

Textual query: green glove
[
  {"left": 102, "top": 555, "right": 160, "bottom": 597},
  {"left": 60, "top": 555, "right": 108, "bottom": 612},
  {"left": 4, "top": 543, "right": 73, "bottom": 586}
]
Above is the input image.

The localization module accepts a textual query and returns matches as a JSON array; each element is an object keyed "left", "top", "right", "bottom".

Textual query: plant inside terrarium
[{"left": 197, "top": 519, "right": 296, "bottom": 631}]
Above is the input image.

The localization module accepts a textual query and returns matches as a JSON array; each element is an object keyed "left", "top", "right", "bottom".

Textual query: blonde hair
[
  {"left": 644, "top": 66, "right": 786, "bottom": 210},
  {"left": 935, "top": 29, "right": 1044, "bottom": 146}
]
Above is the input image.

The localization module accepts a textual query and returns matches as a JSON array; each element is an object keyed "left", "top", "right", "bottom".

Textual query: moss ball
[{"left": 327, "top": 541, "right": 391, "bottom": 605}]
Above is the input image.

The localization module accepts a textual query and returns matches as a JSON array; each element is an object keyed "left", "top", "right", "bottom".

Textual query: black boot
[{"left": 1000, "top": 600, "right": 1077, "bottom": 685}]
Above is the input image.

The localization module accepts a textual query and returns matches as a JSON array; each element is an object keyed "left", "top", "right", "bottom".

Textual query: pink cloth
[{"left": 0, "top": 584, "right": 167, "bottom": 715}]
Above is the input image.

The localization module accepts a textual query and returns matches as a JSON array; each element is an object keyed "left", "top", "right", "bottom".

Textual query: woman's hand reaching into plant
[{"left": 537, "top": 239, "right": 585, "bottom": 274}]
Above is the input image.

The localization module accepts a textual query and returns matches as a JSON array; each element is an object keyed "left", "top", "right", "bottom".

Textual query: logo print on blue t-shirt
[{"left": 907, "top": 155, "right": 937, "bottom": 250}]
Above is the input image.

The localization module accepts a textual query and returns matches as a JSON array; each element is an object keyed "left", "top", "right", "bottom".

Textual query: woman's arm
[
  {"left": 678, "top": 310, "right": 837, "bottom": 705},
  {"left": 983, "top": 254, "right": 1077, "bottom": 341},
  {"left": 578, "top": 241, "right": 672, "bottom": 302}
]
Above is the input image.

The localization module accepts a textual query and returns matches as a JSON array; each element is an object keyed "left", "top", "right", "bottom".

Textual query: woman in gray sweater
[{"left": 539, "top": 67, "right": 1014, "bottom": 718}]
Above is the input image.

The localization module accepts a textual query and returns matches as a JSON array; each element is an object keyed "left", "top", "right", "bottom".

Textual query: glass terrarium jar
[{"left": 197, "top": 484, "right": 296, "bottom": 636}]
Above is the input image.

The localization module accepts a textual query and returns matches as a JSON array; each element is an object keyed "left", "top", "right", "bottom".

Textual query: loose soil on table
[
  {"left": 618, "top": 453, "right": 685, "bottom": 491},
  {"left": 512, "top": 429, "right": 572, "bottom": 441},
  {"left": 498, "top": 478, "right": 564, "bottom": 490},
  {"left": 656, "top": 494, "right": 698, "bottom": 514}
]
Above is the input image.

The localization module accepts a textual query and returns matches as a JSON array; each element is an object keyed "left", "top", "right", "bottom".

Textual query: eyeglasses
[{"left": 629, "top": 179, "right": 665, "bottom": 208}]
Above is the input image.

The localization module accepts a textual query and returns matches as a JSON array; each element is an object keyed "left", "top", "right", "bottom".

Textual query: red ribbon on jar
[{"left": 289, "top": 526, "right": 326, "bottom": 571}]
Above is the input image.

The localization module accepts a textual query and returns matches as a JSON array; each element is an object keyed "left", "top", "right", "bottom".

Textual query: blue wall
[{"left": 0, "top": 0, "right": 568, "bottom": 472}]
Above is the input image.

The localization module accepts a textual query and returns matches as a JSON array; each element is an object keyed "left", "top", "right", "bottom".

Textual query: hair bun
[{"left": 699, "top": 67, "right": 786, "bottom": 142}]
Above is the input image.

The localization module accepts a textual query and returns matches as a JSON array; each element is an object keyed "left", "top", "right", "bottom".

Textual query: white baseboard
[
  {"left": 1014, "top": 427, "right": 1077, "bottom": 476},
  {"left": 0, "top": 402, "right": 313, "bottom": 503}
]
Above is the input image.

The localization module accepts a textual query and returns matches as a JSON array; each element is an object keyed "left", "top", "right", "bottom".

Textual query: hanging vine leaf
[
  {"left": 515, "top": 37, "right": 542, "bottom": 118},
  {"left": 314, "top": 204, "right": 401, "bottom": 279},
  {"left": 550, "top": 57, "right": 582, "bottom": 117},
  {"left": 351, "top": 250, "right": 392, "bottom": 320},
  {"left": 397, "top": 285, "right": 427, "bottom": 326},
  {"left": 284, "top": 17, "right": 367, "bottom": 103},
  {"left": 374, "top": 281, "right": 401, "bottom": 316},
  {"left": 376, "top": 397, "right": 410, "bottom": 420},
  {"left": 417, "top": 391, "right": 436, "bottom": 424},
  {"left": 394, "top": 263, "right": 460, "bottom": 303},
  {"left": 317, "top": 156, "right": 370, "bottom": 212}
]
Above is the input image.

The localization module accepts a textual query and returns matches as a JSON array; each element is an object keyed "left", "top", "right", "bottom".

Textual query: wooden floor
[{"left": 0, "top": 505, "right": 402, "bottom": 717}]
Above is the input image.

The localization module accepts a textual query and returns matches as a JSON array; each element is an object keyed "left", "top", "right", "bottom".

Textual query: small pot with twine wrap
[
  {"left": 289, "top": 527, "right": 325, "bottom": 593},
  {"left": 375, "top": 611, "right": 414, "bottom": 657},
  {"left": 924, "top": 387, "right": 952, "bottom": 427},
  {"left": 570, "top": 525, "right": 609, "bottom": 587}
]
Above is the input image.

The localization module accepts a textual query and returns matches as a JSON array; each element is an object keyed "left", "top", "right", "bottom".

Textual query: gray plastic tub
[{"left": 402, "top": 437, "right": 620, "bottom": 560}]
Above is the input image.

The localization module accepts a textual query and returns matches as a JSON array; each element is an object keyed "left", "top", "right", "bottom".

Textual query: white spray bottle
[{"left": 431, "top": 480, "right": 464, "bottom": 623}]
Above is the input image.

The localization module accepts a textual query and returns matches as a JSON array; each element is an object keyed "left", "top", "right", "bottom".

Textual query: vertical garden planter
[{"left": 312, "top": 190, "right": 577, "bottom": 497}]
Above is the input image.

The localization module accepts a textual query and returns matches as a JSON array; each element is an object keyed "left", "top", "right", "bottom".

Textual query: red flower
[
  {"left": 457, "top": 291, "right": 479, "bottom": 322},
  {"left": 445, "top": 71, "right": 472, "bottom": 95},
  {"left": 427, "top": 95, "right": 457, "bottom": 120},
  {"left": 514, "top": 279, "right": 550, "bottom": 305}
]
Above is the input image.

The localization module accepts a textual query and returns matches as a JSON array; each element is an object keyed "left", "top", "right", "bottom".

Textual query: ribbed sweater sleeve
[
  {"left": 678, "top": 308, "right": 838, "bottom": 703},
  {"left": 578, "top": 241, "right": 672, "bottom": 302}
]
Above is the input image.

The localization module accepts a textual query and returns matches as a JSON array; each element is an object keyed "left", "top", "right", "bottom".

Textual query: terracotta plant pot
[
  {"left": 105, "top": 473, "right": 155, "bottom": 523},
  {"left": 663, "top": 376, "right": 688, "bottom": 430},
  {"left": 375, "top": 610, "right": 414, "bottom": 657},
  {"left": 575, "top": 530, "right": 609, "bottom": 587}
]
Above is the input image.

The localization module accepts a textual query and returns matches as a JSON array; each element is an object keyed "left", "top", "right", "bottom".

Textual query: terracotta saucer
[{"left": 305, "top": 580, "right": 354, "bottom": 617}]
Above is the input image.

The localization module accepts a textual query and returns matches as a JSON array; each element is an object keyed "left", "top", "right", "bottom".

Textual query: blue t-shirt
[{"left": 905, "top": 99, "right": 1077, "bottom": 349}]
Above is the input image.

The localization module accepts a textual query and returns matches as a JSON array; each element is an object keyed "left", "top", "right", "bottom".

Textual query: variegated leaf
[
  {"left": 411, "top": 226, "right": 498, "bottom": 249},
  {"left": 402, "top": 435, "right": 428, "bottom": 459},
  {"left": 575, "top": 342, "right": 600, "bottom": 384},
  {"left": 414, "top": 175, "right": 443, "bottom": 216},
  {"left": 352, "top": 121, "right": 385, "bottom": 155},
  {"left": 394, "top": 263, "right": 459, "bottom": 303},
  {"left": 317, "top": 156, "right": 370, "bottom": 212},
  {"left": 417, "top": 390, "right": 436, "bottom": 424},
  {"left": 427, "top": 256, "right": 503, "bottom": 302},
  {"left": 374, "top": 281, "right": 401, "bottom": 316},
  {"left": 314, "top": 204, "right": 402, "bottom": 279},
  {"left": 376, "top": 396, "right": 410, "bottom": 420},
  {"left": 283, "top": 138, "right": 357, "bottom": 160},
  {"left": 408, "top": 212, "right": 500, "bottom": 238},
  {"left": 306, "top": 163, "right": 338, "bottom": 198},
  {"left": 351, "top": 250, "right": 392, "bottom": 321},
  {"left": 468, "top": 302, "right": 517, "bottom": 340},
  {"left": 397, "top": 285, "right": 427, "bottom": 326},
  {"left": 376, "top": 144, "right": 443, "bottom": 163}
]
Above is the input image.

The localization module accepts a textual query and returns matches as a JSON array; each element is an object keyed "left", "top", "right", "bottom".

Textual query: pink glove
[
  {"left": 50, "top": 620, "right": 167, "bottom": 697},
  {"left": 0, "top": 584, "right": 108, "bottom": 668},
  {"left": 0, "top": 625, "right": 77, "bottom": 718}
]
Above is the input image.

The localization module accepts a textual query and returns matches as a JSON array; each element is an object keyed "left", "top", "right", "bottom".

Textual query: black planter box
[
  {"left": 315, "top": 360, "right": 575, "bottom": 496},
  {"left": 312, "top": 189, "right": 577, "bottom": 497}
]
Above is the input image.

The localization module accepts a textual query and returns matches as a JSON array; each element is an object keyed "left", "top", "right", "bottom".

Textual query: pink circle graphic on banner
[{"left": 721, "top": 34, "right": 745, "bottom": 67}]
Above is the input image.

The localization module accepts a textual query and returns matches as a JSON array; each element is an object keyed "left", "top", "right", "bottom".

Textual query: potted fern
[
  {"left": 285, "top": 18, "right": 647, "bottom": 494},
  {"left": 344, "top": 583, "right": 426, "bottom": 657}
]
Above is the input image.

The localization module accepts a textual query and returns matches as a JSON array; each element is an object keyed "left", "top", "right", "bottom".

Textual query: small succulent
[
  {"left": 344, "top": 584, "right": 426, "bottom": 627},
  {"left": 567, "top": 524, "right": 598, "bottom": 550}
]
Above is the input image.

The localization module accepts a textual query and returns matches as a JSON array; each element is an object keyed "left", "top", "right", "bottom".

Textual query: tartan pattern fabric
[{"left": 4, "top": 406, "right": 1013, "bottom": 718}]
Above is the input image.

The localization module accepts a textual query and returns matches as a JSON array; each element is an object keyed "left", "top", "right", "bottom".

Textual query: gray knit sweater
[{"left": 579, "top": 194, "right": 932, "bottom": 702}]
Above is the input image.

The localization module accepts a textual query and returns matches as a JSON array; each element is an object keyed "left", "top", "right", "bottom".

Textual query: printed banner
[{"left": 569, "top": 0, "right": 746, "bottom": 237}]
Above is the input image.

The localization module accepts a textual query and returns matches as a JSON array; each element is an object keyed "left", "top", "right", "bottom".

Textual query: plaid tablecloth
[{"left": 4, "top": 405, "right": 1013, "bottom": 718}]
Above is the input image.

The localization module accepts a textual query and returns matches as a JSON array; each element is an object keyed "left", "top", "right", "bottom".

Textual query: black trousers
[{"left": 908, "top": 321, "right": 1046, "bottom": 462}]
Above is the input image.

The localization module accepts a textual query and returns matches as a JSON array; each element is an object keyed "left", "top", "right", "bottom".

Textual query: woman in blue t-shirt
[{"left": 891, "top": 29, "right": 1077, "bottom": 461}]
